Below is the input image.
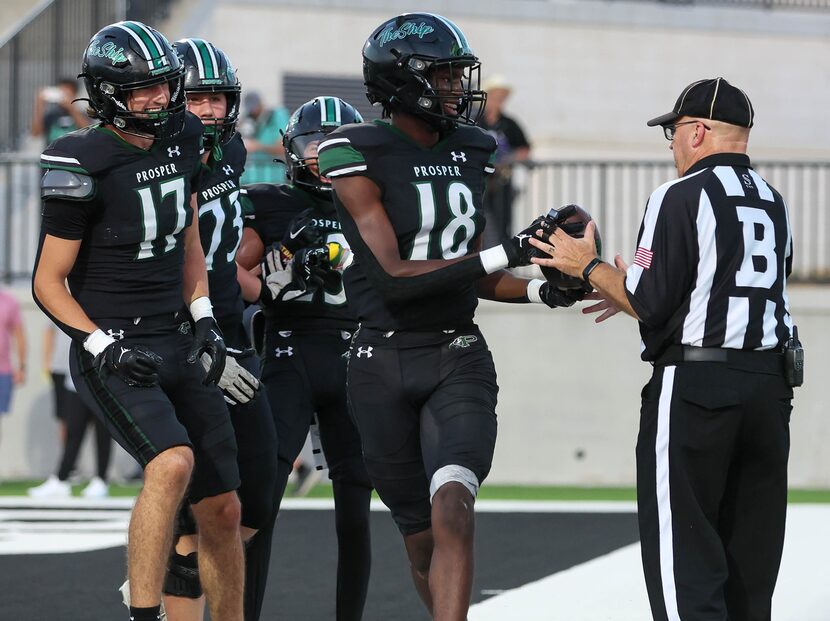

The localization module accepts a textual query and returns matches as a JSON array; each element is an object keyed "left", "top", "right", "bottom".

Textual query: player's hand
[
  {"left": 188, "top": 317, "right": 226, "bottom": 386},
  {"left": 539, "top": 282, "right": 589, "bottom": 308},
  {"left": 201, "top": 349, "right": 260, "bottom": 405},
  {"left": 581, "top": 255, "right": 627, "bottom": 322},
  {"left": 292, "top": 246, "right": 339, "bottom": 291},
  {"left": 96, "top": 342, "right": 163, "bottom": 387},
  {"left": 503, "top": 215, "right": 553, "bottom": 267},
  {"left": 258, "top": 244, "right": 296, "bottom": 305},
  {"left": 282, "top": 208, "right": 324, "bottom": 255}
]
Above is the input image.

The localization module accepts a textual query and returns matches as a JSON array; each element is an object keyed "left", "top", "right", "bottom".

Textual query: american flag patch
[{"left": 634, "top": 247, "right": 653, "bottom": 270}]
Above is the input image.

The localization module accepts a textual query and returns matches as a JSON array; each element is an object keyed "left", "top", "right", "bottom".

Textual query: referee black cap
[{"left": 647, "top": 77, "right": 754, "bottom": 128}]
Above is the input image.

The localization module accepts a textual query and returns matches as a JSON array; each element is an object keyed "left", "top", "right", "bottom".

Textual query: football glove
[
  {"left": 187, "top": 317, "right": 226, "bottom": 386},
  {"left": 95, "top": 342, "right": 163, "bottom": 387},
  {"left": 201, "top": 349, "right": 260, "bottom": 405},
  {"left": 281, "top": 208, "right": 325, "bottom": 255},
  {"left": 292, "top": 246, "right": 340, "bottom": 291},
  {"left": 258, "top": 244, "right": 296, "bottom": 306},
  {"left": 539, "top": 282, "right": 589, "bottom": 308},
  {"left": 503, "top": 215, "right": 552, "bottom": 267}
]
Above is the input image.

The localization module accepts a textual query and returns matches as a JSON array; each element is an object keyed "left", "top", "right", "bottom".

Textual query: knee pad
[
  {"left": 429, "top": 465, "right": 479, "bottom": 501},
  {"left": 163, "top": 552, "right": 203, "bottom": 598}
]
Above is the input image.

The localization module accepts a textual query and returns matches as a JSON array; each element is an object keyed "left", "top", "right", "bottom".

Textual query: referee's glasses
[{"left": 663, "top": 120, "right": 711, "bottom": 141}]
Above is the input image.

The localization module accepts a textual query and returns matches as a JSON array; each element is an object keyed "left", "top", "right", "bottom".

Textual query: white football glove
[
  {"left": 201, "top": 351, "right": 260, "bottom": 405},
  {"left": 259, "top": 245, "right": 297, "bottom": 305}
]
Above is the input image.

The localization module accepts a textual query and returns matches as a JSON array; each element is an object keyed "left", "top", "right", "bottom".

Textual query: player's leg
[
  {"left": 720, "top": 371, "right": 790, "bottom": 621},
  {"left": 312, "top": 332, "right": 373, "bottom": 621},
  {"left": 419, "top": 331, "right": 498, "bottom": 621},
  {"left": 243, "top": 330, "right": 315, "bottom": 620},
  {"left": 346, "top": 333, "right": 433, "bottom": 612},
  {"left": 55, "top": 388, "right": 89, "bottom": 482},
  {"left": 70, "top": 336, "right": 195, "bottom": 615},
  {"left": 163, "top": 507, "right": 205, "bottom": 621},
  {"left": 636, "top": 364, "right": 740, "bottom": 621},
  {"left": 166, "top": 329, "right": 243, "bottom": 621}
]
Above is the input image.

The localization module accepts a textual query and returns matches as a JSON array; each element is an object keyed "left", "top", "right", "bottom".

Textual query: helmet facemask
[
  {"left": 187, "top": 88, "right": 240, "bottom": 151},
  {"left": 285, "top": 131, "right": 332, "bottom": 195}
]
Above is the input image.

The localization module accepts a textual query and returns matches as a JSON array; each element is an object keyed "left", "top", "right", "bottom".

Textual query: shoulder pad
[
  {"left": 452, "top": 125, "right": 498, "bottom": 152},
  {"left": 41, "top": 170, "right": 95, "bottom": 201}
]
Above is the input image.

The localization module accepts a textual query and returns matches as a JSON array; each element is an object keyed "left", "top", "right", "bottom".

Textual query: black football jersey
[
  {"left": 195, "top": 132, "right": 248, "bottom": 325},
  {"left": 244, "top": 183, "right": 356, "bottom": 330},
  {"left": 39, "top": 113, "right": 204, "bottom": 320},
  {"left": 318, "top": 120, "right": 497, "bottom": 330}
]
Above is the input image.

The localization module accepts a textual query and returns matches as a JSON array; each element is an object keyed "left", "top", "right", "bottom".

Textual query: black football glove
[
  {"left": 95, "top": 342, "right": 163, "bottom": 387},
  {"left": 281, "top": 208, "right": 325, "bottom": 256},
  {"left": 503, "top": 215, "right": 552, "bottom": 267},
  {"left": 292, "top": 246, "right": 340, "bottom": 291},
  {"left": 539, "top": 282, "right": 589, "bottom": 308},
  {"left": 187, "top": 317, "right": 227, "bottom": 386}
]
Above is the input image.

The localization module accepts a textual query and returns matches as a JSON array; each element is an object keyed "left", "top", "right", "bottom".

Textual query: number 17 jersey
[{"left": 318, "top": 120, "right": 497, "bottom": 331}]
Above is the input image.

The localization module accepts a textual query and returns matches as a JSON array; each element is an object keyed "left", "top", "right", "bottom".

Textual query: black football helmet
[
  {"left": 80, "top": 21, "right": 185, "bottom": 140},
  {"left": 173, "top": 38, "right": 241, "bottom": 149},
  {"left": 362, "top": 13, "right": 486, "bottom": 131},
  {"left": 283, "top": 96, "right": 364, "bottom": 195}
]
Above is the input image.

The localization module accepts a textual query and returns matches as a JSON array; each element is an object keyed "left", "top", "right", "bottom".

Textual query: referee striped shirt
[{"left": 624, "top": 153, "right": 794, "bottom": 361}]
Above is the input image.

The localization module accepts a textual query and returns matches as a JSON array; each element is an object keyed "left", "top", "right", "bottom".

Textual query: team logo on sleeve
[
  {"left": 167, "top": 145, "right": 181, "bottom": 158},
  {"left": 634, "top": 247, "right": 654, "bottom": 270}
]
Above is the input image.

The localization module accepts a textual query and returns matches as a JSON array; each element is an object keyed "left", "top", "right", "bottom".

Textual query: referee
[{"left": 531, "top": 77, "right": 801, "bottom": 621}]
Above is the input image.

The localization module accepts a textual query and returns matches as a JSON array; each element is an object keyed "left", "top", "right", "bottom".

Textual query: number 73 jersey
[{"left": 318, "top": 120, "right": 497, "bottom": 330}]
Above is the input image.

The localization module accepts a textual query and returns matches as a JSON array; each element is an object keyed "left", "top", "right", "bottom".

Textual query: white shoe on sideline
[
  {"left": 27, "top": 475, "right": 71, "bottom": 498},
  {"left": 81, "top": 476, "right": 109, "bottom": 498}
]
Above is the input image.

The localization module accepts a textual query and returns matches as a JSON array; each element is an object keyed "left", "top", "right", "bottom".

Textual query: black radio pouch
[{"left": 783, "top": 325, "right": 804, "bottom": 387}]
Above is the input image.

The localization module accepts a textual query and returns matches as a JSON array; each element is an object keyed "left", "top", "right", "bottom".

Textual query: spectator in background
[
  {"left": 0, "top": 288, "right": 25, "bottom": 430},
  {"left": 28, "top": 326, "right": 113, "bottom": 498},
  {"left": 31, "top": 77, "right": 90, "bottom": 147},
  {"left": 239, "top": 91, "right": 290, "bottom": 184},
  {"left": 479, "top": 75, "right": 531, "bottom": 246}
]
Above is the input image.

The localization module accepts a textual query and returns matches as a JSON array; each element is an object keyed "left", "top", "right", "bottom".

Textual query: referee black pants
[{"left": 637, "top": 361, "right": 792, "bottom": 621}]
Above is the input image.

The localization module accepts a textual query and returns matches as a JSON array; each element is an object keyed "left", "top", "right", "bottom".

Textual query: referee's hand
[{"left": 582, "top": 255, "right": 628, "bottom": 323}]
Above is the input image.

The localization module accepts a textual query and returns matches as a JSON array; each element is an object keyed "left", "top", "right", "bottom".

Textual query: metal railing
[{"left": 2, "top": 157, "right": 828, "bottom": 283}]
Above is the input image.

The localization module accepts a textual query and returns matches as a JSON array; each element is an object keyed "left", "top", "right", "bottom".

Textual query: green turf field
[{"left": 2, "top": 480, "right": 828, "bottom": 503}]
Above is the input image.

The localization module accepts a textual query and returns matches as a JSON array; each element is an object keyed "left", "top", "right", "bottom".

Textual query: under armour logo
[
  {"left": 356, "top": 346, "right": 373, "bottom": 359},
  {"left": 167, "top": 145, "right": 181, "bottom": 158},
  {"left": 451, "top": 151, "right": 467, "bottom": 163},
  {"left": 515, "top": 233, "right": 532, "bottom": 247},
  {"left": 449, "top": 335, "right": 478, "bottom": 350},
  {"left": 278, "top": 331, "right": 292, "bottom": 338},
  {"left": 274, "top": 347, "right": 294, "bottom": 357},
  {"left": 106, "top": 329, "right": 125, "bottom": 341},
  {"left": 222, "top": 164, "right": 234, "bottom": 175}
]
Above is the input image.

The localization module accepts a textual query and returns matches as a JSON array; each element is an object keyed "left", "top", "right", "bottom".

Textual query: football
[{"left": 540, "top": 204, "right": 602, "bottom": 289}]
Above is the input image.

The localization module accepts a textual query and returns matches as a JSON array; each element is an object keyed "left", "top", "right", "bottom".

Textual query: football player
[
  {"left": 160, "top": 38, "right": 278, "bottom": 621},
  {"left": 236, "top": 96, "right": 373, "bottom": 621},
  {"left": 317, "top": 13, "right": 581, "bottom": 620},
  {"left": 32, "top": 22, "right": 244, "bottom": 621}
]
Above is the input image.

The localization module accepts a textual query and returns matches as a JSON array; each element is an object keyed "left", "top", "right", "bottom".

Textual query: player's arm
[
  {"left": 182, "top": 193, "right": 226, "bottom": 383},
  {"left": 331, "top": 175, "right": 522, "bottom": 303},
  {"left": 237, "top": 227, "right": 266, "bottom": 303}
]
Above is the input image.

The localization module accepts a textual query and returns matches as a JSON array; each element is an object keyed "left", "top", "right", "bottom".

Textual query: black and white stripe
[{"left": 625, "top": 156, "right": 793, "bottom": 359}]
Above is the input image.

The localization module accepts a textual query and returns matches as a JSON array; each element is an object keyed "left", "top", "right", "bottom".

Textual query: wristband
[
  {"left": 526, "top": 279, "right": 545, "bottom": 304},
  {"left": 582, "top": 257, "right": 604, "bottom": 283},
  {"left": 83, "top": 329, "right": 116, "bottom": 357},
  {"left": 479, "top": 245, "right": 510, "bottom": 274},
  {"left": 189, "top": 296, "right": 214, "bottom": 322}
]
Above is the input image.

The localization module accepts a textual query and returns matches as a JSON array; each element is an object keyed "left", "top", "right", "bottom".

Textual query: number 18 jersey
[{"left": 318, "top": 120, "right": 497, "bottom": 331}]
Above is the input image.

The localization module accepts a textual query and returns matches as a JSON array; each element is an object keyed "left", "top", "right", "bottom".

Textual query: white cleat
[
  {"left": 81, "top": 476, "right": 109, "bottom": 498},
  {"left": 27, "top": 475, "right": 71, "bottom": 498}
]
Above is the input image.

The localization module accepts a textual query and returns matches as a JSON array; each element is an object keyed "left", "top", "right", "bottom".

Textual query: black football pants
[{"left": 637, "top": 361, "right": 792, "bottom": 621}]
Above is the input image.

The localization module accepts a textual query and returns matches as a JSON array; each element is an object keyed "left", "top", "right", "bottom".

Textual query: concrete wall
[
  {"left": 2, "top": 284, "right": 827, "bottom": 487},
  {"left": 164, "top": 0, "right": 830, "bottom": 160}
]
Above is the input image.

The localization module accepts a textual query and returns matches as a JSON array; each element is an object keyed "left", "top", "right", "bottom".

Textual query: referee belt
[{"left": 656, "top": 345, "right": 784, "bottom": 374}]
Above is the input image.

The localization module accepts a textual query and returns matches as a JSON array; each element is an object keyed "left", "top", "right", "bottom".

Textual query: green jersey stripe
[
  {"left": 326, "top": 164, "right": 368, "bottom": 178},
  {"left": 39, "top": 163, "right": 89, "bottom": 174},
  {"left": 318, "top": 144, "right": 366, "bottom": 177}
]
